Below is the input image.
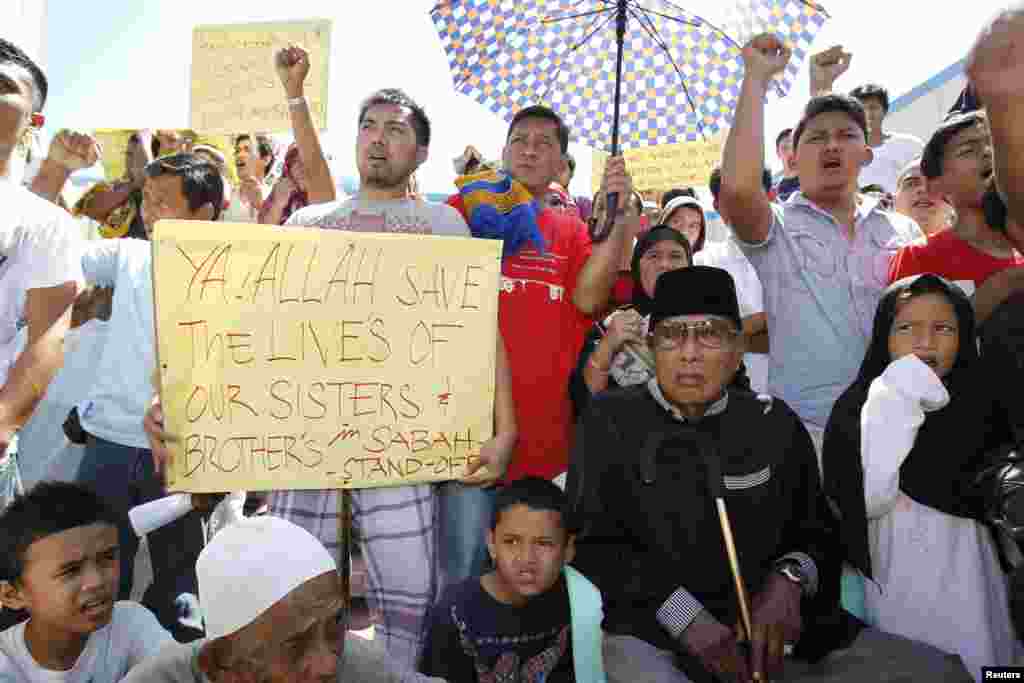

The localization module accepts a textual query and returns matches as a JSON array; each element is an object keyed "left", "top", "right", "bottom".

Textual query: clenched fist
[
  {"left": 48, "top": 129, "right": 100, "bottom": 172},
  {"left": 276, "top": 44, "right": 311, "bottom": 99}
]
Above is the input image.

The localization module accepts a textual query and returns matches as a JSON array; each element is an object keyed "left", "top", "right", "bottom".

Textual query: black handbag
[{"left": 977, "top": 444, "right": 1024, "bottom": 537}]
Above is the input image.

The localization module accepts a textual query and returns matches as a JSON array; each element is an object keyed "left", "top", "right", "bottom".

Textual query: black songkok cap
[{"left": 649, "top": 266, "right": 742, "bottom": 331}]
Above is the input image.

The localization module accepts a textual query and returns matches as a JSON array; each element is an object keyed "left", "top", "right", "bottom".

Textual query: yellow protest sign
[
  {"left": 190, "top": 20, "right": 331, "bottom": 133},
  {"left": 91, "top": 129, "right": 237, "bottom": 185},
  {"left": 591, "top": 135, "right": 726, "bottom": 197},
  {"left": 152, "top": 221, "right": 500, "bottom": 493}
]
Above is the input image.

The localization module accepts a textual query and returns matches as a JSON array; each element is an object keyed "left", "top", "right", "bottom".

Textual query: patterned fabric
[
  {"left": 456, "top": 169, "right": 545, "bottom": 257},
  {"left": 267, "top": 485, "right": 440, "bottom": 671},
  {"left": 431, "top": 0, "right": 828, "bottom": 152},
  {"left": 0, "top": 452, "right": 22, "bottom": 512},
  {"left": 453, "top": 606, "right": 571, "bottom": 683},
  {"left": 73, "top": 181, "right": 139, "bottom": 239}
]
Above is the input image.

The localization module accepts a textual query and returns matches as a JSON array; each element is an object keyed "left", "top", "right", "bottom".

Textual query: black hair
[
  {"left": 708, "top": 166, "right": 773, "bottom": 201},
  {"left": 662, "top": 187, "right": 697, "bottom": 207},
  {"left": 358, "top": 88, "right": 431, "bottom": 148},
  {"left": 983, "top": 178, "right": 1008, "bottom": 234},
  {"left": 144, "top": 153, "right": 225, "bottom": 221},
  {"left": 0, "top": 482, "right": 118, "bottom": 582},
  {"left": 631, "top": 225, "right": 693, "bottom": 288},
  {"left": 792, "top": 94, "right": 869, "bottom": 149},
  {"left": 849, "top": 83, "right": 890, "bottom": 114},
  {"left": 564, "top": 152, "right": 576, "bottom": 176},
  {"left": 233, "top": 134, "right": 276, "bottom": 177},
  {"left": 507, "top": 105, "right": 570, "bottom": 154},
  {"left": 920, "top": 110, "right": 988, "bottom": 180},
  {"left": 775, "top": 127, "right": 793, "bottom": 150},
  {"left": 491, "top": 477, "right": 572, "bottom": 535},
  {"left": 0, "top": 39, "right": 47, "bottom": 111}
]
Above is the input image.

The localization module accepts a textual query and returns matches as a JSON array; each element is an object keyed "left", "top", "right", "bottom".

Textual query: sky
[{"left": 26, "top": 0, "right": 1008, "bottom": 198}]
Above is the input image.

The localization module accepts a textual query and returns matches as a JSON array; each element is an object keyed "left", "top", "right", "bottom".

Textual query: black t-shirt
[{"left": 419, "top": 575, "right": 574, "bottom": 683}]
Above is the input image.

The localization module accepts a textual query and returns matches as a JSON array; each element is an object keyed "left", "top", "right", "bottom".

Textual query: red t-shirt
[
  {"left": 449, "top": 195, "right": 592, "bottom": 480},
  {"left": 888, "top": 228, "right": 1024, "bottom": 293}
]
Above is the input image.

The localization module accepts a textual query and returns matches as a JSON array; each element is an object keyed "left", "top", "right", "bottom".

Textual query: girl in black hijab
[
  {"left": 569, "top": 226, "right": 691, "bottom": 419},
  {"left": 569, "top": 227, "right": 752, "bottom": 419},
  {"left": 822, "top": 273, "right": 1020, "bottom": 677}
]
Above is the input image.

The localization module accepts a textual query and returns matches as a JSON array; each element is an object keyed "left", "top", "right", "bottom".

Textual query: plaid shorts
[{"left": 268, "top": 485, "right": 439, "bottom": 672}]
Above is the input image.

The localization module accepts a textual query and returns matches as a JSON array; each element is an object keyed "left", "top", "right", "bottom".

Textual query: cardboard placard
[
  {"left": 190, "top": 20, "right": 331, "bottom": 133},
  {"left": 591, "top": 135, "right": 725, "bottom": 197},
  {"left": 91, "top": 129, "right": 237, "bottom": 184},
  {"left": 152, "top": 220, "right": 500, "bottom": 492}
]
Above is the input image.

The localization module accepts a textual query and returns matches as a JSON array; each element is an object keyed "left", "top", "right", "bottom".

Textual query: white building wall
[{"left": 884, "top": 60, "right": 967, "bottom": 142}]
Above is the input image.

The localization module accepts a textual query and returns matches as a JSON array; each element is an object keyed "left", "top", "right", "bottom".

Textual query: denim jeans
[
  {"left": 77, "top": 435, "right": 204, "bottom": 641},
  {"left": 436, "top": 481, "right": 495, "bottom": 586}
]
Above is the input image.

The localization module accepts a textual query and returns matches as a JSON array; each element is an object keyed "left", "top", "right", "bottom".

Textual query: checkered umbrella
[{"left": 431, "top": 0, "right": 829, "bottom": 155}]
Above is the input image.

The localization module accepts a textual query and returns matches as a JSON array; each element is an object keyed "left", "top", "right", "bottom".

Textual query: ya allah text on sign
[{"left": 152, "top": 220, "right": 500, "bottom": 492}]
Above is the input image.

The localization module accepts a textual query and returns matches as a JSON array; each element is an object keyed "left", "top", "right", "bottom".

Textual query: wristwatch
[{"left": 775, "top": 559, "right": 809, "bottom": 594}]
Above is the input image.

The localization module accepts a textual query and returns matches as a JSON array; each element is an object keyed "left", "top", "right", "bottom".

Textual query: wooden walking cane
[
  {"left": 338, "top": 489, "right": 352, "bottom": 610},
  {"left": 698, "top": 432, "right": 766, "bottom": 683}
]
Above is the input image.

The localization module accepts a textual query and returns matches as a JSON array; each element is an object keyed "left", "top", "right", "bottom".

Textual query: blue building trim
[{"left": 888, "top": 59, "right": 965, "bottom": 115}]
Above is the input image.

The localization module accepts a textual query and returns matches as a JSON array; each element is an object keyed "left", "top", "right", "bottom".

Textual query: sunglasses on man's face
[{"left": 649, "top": 319, "right": 737, "bottom": 351}]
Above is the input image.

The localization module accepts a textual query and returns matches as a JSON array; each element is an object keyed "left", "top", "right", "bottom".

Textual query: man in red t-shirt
[
  {"left": 889, "top": 112, "right": 1023, "bottom": 295},
  {"left": 450, "top": 105, "right": 635, "bottom": 482}
]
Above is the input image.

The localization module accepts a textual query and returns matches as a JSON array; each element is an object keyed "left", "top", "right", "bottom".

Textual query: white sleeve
[
  {"left": 117, "top": 602, "right": 174, "bottom": 668},
  {"left": 438, "top": 204, "right": 471, "bottom": 237},
  {"left": 861, "top": 355, "right": 949, "bottom": 519},
  {"left": 80, "top": 240, "right": 123, "bottom": 288},
  {"left": 22, "top": 213, "right": 83, "bottom": 292}
]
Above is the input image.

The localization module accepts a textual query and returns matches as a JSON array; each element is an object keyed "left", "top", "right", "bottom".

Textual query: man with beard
[
  {"left": 888, "top": 112, "right": 1023, "bottom": 296},
  {"left": 246, "top": 81, "right": 517, "bottom": 673}
]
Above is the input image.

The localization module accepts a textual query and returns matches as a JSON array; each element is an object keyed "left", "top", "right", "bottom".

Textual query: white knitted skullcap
[{"left": 196, "top": 515, "right": 336, "bottom": 639}]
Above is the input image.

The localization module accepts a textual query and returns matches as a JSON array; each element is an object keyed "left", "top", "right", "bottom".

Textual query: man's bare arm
[
  {"left": 277, "top": 45, "right": 335, "bottom": 205},
  {"left": 573, "top": 156, "right": 635, "bottom": 315},
  {"left": 0, "top": 283, "right": 76, "bottom": 447},
  {"left": 967, "top": 4, "right": 1024, "bottom": 222},
  {"left": 720, "top": 35, "right": 791, "bottom": 244}
]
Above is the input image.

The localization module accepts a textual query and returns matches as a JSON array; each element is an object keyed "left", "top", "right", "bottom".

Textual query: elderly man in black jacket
[{"left": 567, "top": 266, "right": 971, "bottom": 683}]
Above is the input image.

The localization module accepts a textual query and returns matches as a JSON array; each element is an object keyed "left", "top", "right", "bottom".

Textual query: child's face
[
  {"left": 486, "top": 504, "right": 574, "bottom": 606},
  {"left": 5, "top": 523, "right": 120, "bottom": 635},
  {"left": 888, "top": 292, "right": 960, "bottom": 379}
]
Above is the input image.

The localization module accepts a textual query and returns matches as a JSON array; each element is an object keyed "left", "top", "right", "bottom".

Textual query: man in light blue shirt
[
  {"left": 719, "top": 36, "right": 922, "bottom": 456},
  {"left": 75, "top": 153, "right": 223, "bottom": 641}
]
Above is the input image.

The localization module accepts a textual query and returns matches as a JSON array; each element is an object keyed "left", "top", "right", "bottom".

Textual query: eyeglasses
[
  {"left": 145, "top": 154, "right": 206, "bottom": 176},
  {"left": 650, "top": 319, "right": 738, "bottom": 351}
]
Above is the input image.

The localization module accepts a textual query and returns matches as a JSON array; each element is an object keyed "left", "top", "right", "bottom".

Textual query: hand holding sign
[{"left": 152, "top": 220, "right": 501, "bottom": 492}]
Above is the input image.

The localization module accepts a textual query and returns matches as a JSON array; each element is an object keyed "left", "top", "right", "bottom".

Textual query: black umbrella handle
[{"left": 592, "top": 1, "right": 628, "bottom": 244}]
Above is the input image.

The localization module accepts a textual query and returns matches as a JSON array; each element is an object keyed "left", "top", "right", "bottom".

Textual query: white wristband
[{"left": 287, "top": 96, "right": 306, "bottom": 109}]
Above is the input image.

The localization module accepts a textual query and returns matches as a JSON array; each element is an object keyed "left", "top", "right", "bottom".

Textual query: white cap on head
[
  {"left": 196, "top": 515, "right": 336, "bottom": 640},
  {"left": 659, "top": 195, "right": 706, "bottom": 225},
  {"left": 897, "top": 157, "right": 924, "bottom": 187}
]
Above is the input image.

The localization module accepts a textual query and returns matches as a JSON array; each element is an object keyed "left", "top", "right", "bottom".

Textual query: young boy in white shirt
[{"left": 0, "top": 482, "right": 171, "bottom": 681}]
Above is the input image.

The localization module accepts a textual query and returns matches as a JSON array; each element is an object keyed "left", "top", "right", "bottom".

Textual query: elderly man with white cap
[{"left": 122, "top": 516, "right": 446, "bottom": 682}]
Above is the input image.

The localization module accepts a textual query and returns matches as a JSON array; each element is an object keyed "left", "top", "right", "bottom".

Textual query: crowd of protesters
[{"left": 4, "top": 5, "right": 1024, "bottom": 682}]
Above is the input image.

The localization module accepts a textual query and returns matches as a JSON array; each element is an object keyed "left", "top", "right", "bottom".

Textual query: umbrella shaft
[{"left": 609, "top": 0, "right": 627, "bottom": 157}]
